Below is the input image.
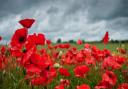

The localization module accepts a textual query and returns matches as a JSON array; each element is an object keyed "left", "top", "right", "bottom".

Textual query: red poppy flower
[
  {"left": 46, "top": 39, "right": 51, "bottom": 45},
  {"left": 102, "top": 57, "right": 121, "bottom": 70},
  {"left": 117, "top": 48, "right": 127, "bottom": 54},
  {"left": 0, "top": 59, "right": 2, "bottom": 69},
  {"left": 26, "top": 64, "right": 41, "bottom": 76},
  {"left": 102, "top": 49, "right": 111, "bottom": 57},
  {"left": 10, "top": 28, "right": 28, "bottom": 47},
  {"left": 76, "top": 52, "right": 84, "bottom": 62},
  {"left": 74, "top": 65, "right": 89, "bottom": 77},
  {"left": 85, "top": 56, "right": 96, "bottom": 65},
  {"left": 26, "top": 33, "right": 45, "bottom": 49},
  {"left": 118, "top": 83, "right": 128, "bottom": 89},
  {"left": 96, "top": 70, "right": 117, "bottom": 89},
  {"left": 55, "top": 84, "right": 64, "bottom": 89},
  {"left": 19, "top": 18, "right": 35, "bottom": 28},
  {"left": 102, "top": 71, "right": 117, "bottom": 86},
  {"left": 30, "top": 53, "right": 45, "bottom": 68},
  {"left": 122, "top": 70, "right": 128, "bottom": 80},
  {"left": 57, "top": 43, "right": 70, "bottom": 49},
  {"left": 20, "top": 46, "right": 35, "bottom": 66},
  {"left": 52, "top": 52, "right": 59, "bottom": 59},
  {"left": 102, "top": 31, "right": 109, "bottom": 45},
  {"left": 77, "top": 84, "right": 90, "bottom": 89},
  {"left": 84, "top": 43, "right": 90, "bottom": 49},
  {"left": 115, "top": 56, "right": 126, "bottom": 64},
  {"left": 0, "top": 55, "right": 8, "bottom": 70},
  {"left": 59, "top": 68, "right": 70, "bottom": 77},
  {"left": 46, "top": 67, "right": 57, "bottom": 84},
  {"left": 10, "top": 47, "right": 24, "bottom": 57},
  {"left": 95, "top": 71, "right": 117, "bottom": 89},
  {"left": 1, "top": 46, "right": 6, "bottom": 54},
  {"left": 77, "top": 39, "right": 83, "bottom": 45},
  {"left": 60, "top": 79, "right": 70, "bottom": 87},
  {"left": 36, "top": 33, "right": 45, "bottom": 45},
  {"left": 0, "top": 36, "right": 2, "bottom": 41},
  {"left": 31, "top": 76, "right": 47, "bottom": 86},
  {"left": 95, "top": 81, "right": 111, "bottom": 89}
]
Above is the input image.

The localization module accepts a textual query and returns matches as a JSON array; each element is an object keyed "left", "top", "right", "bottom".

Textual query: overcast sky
[{"left": 0, "top": 0, "right": 128, "bottom": 44}]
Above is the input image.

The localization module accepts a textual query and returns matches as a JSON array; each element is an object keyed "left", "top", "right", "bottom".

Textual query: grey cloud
[
  {"left": 106, "top": 17, "right": 128, "bottom": 31},
  {"left": 0, "top": 0, "right": 50, "bottom": 20},
  {"left": 1, "top": 0, "right": 128, "bottom": 21},
  {"left": 0, "top": 0, "right": 128, "bottom": 44},
  {"left": 47, "top": 6, "right": 59, "bottom": 14},
  {"left": 87, "top": 0, "right": 128, "bottom": 21},
  {"left": 62, "top": 0, "right": 128, "bottom": 22}
]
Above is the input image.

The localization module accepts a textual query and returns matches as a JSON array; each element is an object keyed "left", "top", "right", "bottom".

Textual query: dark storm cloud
[
  {"left": 0, "top": 0, "right": 128, "bottom": 44},
  {"left": 87, "top": 0, "right": 128, "bottom": 21},
  {"left": 63, "top": 0, "right": 128, "bottom": 21},
  {"left": 1, "top": 0, "right": 128, "bottom": 21},
  {"left": 0, "top": 0, "right": 49, "bottom": 19},
  {"left": 104, "top": 17, "right": 128, "bottom": 33},
  {"left": 47, "top": 6, "right": 59, "bottom": 14}
]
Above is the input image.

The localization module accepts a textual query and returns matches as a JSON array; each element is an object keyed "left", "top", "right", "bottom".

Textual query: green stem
[
  {"left": 31, "top": 85, "right": 34, "bottom": 89},
  {"left": 44, "top": 86, "right": 47, "bottom": 89}
]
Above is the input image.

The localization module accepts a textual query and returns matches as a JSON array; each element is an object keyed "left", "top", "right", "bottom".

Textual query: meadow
[
  {"left": 0, "top": 42, "right": 128, "bottom": 89},
  {"left": 0, "top": 19, "right": 128, "bottom": 89}
]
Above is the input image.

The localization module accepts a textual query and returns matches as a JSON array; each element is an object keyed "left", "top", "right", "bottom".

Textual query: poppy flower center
[
  {"left": 22, "top": 48, "right": 27, "bottom": 53},
  {"left": 46, "top": 66, "right": 50, "bottom": 70},
  {"left": 108, "top": 74, "right": 113, "bottom": 78},
  {"left": 19, "top": 36, "right": 25, "bottom": 43}
]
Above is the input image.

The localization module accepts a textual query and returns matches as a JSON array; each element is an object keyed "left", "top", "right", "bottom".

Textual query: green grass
[
  {"left": 0, "top": 42, "right": 128, "bottom": 89},
  {"left": 70, "top": 42, "right": 128, "bottom": 51}
]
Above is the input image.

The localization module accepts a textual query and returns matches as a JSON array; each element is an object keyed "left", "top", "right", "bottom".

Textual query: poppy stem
[
  {"left": 43, "top": 86, "right": 47, "bottom": 89},
  {"left": 31, "top": 86, "right": 34, "bottom": 89}
]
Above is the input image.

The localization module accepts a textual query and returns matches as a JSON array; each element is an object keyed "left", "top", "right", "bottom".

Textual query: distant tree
[
  {"left": 115, "top": 40, "right": 119, "bottom": 43},
  {"left": 57, "top": 38, "right": 62, "bottom": 43},
  {"left": 82, "top": 40, "right": 85, "bottom": 43},
  {"left": 110, "top": 39, "right": 114, "bottom": 43},
  {"left": 69, "top": 40, "right": 75, "bottom": 43}
]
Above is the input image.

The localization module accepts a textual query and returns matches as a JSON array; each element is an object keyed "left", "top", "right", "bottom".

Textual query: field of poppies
[{"left": 0, "top": 19, "right": 128, "bottom": 89}]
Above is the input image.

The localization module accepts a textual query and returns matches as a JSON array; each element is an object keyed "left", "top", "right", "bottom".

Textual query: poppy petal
[
  {"left": 102, "top": 31, "right": 109, "bottom": 45},
  {"left": 19, "top": 18, "right": 35, "bottom": 28}
]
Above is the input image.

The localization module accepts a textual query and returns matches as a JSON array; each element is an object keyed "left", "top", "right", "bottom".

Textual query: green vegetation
[{"left": 0, "top": 42, "right": 128, "bottom": 89}]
